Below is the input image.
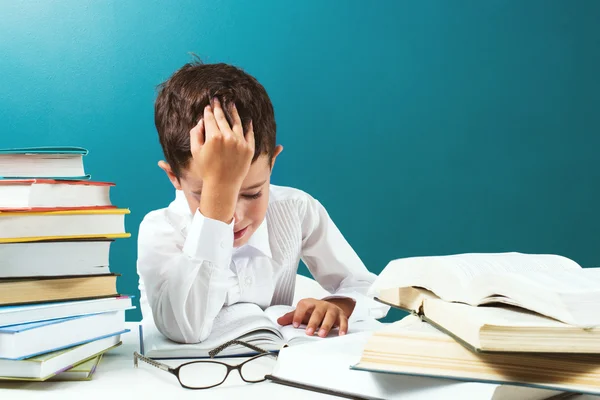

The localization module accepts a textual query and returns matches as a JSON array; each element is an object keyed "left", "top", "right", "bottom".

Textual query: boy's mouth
[{"left": 234, "top": 226, "right": 249, "bottom": 240}]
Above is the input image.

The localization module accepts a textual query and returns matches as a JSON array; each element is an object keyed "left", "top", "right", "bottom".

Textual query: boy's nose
[{"left": 233, "top": 207, "right": 243, "bottom": 224}]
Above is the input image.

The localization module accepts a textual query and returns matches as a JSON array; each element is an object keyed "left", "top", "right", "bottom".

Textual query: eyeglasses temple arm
[
  {"left": 133, "top": 351, "right": 174, "bottom": 373},
  {"left": 209, "top": 340, "right": 271, "bottom": 358}
]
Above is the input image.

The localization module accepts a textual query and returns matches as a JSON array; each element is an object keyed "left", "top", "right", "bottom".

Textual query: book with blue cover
[
  {"left": 0, "top": 146, "right": 90, "bottom": 179},
  {"left": 0, "top": 296, "right": 133, "bottom": 327},
  {"left": 0, "top": 310, "right": 127, "bottom": 360}
]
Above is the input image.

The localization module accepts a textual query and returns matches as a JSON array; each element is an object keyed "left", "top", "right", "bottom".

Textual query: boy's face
[{"left": 160, "top": 147, "right": 282, "bottom": 248}]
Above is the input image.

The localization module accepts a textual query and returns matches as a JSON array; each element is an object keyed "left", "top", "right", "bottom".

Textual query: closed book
[
  {"left": 353, "top": 316, "right": 600, "bottom": 396},
  {"left": 0, "top": 296, "right": 134, "bottom": 327},
  {"left": 0, "top": 333, "right": 122, "bottom": 380},
  {"left": 0, "top": 147, "right": 89, "bottom": 180},
  {"left": 0, "top": 208, "right": 130, "bottom": 243},
  {"left": 0, "top": 310, "right": 127, "bottom": 360},
  {"left": 0, "top": 179, "right": 114, "bottom": 210},
  {"left": 48, "top": 354, "right": 103, "bottom": 381},
  {"left": 0, "top": 239, "right": 114, "bottom": 278},
  {"left": 0, "top": 274, "right": 119, "bottom": 306}
]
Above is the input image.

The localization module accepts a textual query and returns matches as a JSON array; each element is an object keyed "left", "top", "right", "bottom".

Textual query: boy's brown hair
[{"left": 154, "top": 61, "right": 277, "bottom": 178}]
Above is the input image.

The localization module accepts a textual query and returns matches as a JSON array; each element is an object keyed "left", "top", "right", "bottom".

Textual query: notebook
[{"left": 0, "top": 147, "right": 90, "bottom": 180}]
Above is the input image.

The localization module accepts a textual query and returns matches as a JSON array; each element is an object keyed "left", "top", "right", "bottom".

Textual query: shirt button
[
  {"left": 220, "top": 241, "right": 227, "bottom": 249},
  {"left": 245, "top": 277, "right": 252, "bottom": 286}
]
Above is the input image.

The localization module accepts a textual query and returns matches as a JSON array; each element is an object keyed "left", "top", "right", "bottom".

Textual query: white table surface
[
  {"left": 0, "top": 322, "right": 336, "bottom": 400},
  {"left": 0, "top": 322, "right": 598, "bottom": 400}
]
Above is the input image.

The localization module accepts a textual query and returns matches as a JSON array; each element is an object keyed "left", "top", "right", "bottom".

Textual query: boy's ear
[
  {"left": 271, "top": 145, "right": 284, "bottom": 169},
  {"left": 158, "top": 160, "right": 183, "bottom": 191}
]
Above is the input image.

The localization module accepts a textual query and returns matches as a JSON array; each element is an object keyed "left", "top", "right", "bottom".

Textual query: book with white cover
[
  {"left": 0, "top": 240, "right": 113, "bottom": 278},
  {"left": 267, "top": 330, "right": 563, "bottom": 400},
  {"left": 0, "top": 179, "right": 113, "bottom": 210}
]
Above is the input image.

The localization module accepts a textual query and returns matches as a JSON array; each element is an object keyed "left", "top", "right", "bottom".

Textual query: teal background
[{"left": 1, "top": 1, "right": 599, "bottom": 322}]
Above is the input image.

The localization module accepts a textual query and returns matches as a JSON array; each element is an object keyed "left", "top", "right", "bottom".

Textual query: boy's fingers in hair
[
  {"left": 229, "top": 102, "right": 244, "bottom": 138},
  {"left": 318, "top": 309, "right": 338, "bottom": 338},
  {"left": 203, "top": 105, "right": 219, "bottom": 140},
  {"left": 246, "top": 120, "right": 255, "bottom": 149},
  {"left": 211, "top": 97, "right": 234, "bottom": 137},
  {"left": 338, "top": 314, "right": 348, "bottom": 336},
  {"left": 305, "top": 306, "right": 325, "bottom": 336},
  {"left": 189, "top": 119, "right": 205, "bottom": 155}
]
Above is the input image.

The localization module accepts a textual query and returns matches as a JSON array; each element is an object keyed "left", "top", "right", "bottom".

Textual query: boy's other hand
[
  {"left": 189, "top": 97, "right": 255, "bottom": 223},
  {"left": 277, "top": 297, "right": 356, "bottom": 337}
]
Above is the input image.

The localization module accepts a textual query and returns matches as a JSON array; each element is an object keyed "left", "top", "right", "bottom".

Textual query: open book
[
  {"left": 353, "top": 316, "right": 600, "bottom": 396},
  {"left": 368, "top": 252, "right": 600, "bottom": 353},
  {"left": 141, "top": 302, "right": 381, "bottom": 359}
]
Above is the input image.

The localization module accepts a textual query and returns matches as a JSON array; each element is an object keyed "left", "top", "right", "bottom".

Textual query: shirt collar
[{"left": 172, "top": 190, "right": 272, "bottom": 259}]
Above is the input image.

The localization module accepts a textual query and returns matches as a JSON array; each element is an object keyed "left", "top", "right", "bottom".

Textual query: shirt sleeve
[
  {"left": 299, "top": 194, "right": 390, "bottom": 321},
  {"left": 136, "top": 209, "right": 238, "bottom": 343}
]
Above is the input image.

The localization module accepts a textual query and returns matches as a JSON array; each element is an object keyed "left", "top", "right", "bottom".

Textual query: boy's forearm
[{"left": 199, "top": 183, "right": 239, "bottom": 223}]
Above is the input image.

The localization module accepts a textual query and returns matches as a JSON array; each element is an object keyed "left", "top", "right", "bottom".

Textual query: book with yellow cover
[
  {"left": 0, "top": 334, "right": 121, "bottom": 381},
  {"left": 0, "top": 208, "right": 130, "bottom": 243},
  {"left": 49, "top": 355, "right": 103, "bottom": 381}
]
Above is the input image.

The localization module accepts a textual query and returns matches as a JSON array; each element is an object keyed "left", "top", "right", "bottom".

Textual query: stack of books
[
  {"left": 357, "top": 252, "right": 600, "bottom": 396},
  {"left": 0, "top": 147, "right": 134, "bottom": 381}
]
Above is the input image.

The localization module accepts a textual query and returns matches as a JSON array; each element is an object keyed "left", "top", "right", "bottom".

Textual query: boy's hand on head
[
  {"left": 189, "top": 98, "right": 255, "bottom": 223},
  {"left": 276, "top": 298, "right": 356, "bottom": 338}
]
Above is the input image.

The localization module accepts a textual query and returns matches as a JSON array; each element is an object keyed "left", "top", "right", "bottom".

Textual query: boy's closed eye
[
  {"left": 191, "top": 190, "right": 262, "bottom": 200},
  {"left": 241, "top": 191, "right": 262, "bottom": 200}
]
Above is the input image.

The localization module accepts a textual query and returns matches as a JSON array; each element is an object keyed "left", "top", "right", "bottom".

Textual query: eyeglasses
[{"left": 133, "top": 340, "right": 278, "bottom": 389}]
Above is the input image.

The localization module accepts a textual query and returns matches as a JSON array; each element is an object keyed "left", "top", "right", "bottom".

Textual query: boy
[{"left": 137, "top": 62, "right": 388, "bottom": 344}]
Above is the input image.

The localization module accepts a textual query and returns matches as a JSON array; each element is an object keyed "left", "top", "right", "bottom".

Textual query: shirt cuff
[{"left": 182, "top": 209, "right": 234, "bottom": 266}]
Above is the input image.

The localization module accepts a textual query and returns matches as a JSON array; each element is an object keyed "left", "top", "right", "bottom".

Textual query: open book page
[
  {"left": 470, "top": 268, "right": 600, "bottom": 326},
  {"left": 369, "top": 252, "right": 581, "bottom": 304},
  {"left": 422, "top": 299, "right": 600, "bottom": 352},
  {"left": 142, "top": 303, "right": 283, "bottom": 358},
  {"left": 263, "top": 305, "right": 386, "bottom": 345},
  {"left": 263, "top": 305, "right": 317, "bottom": 343}
]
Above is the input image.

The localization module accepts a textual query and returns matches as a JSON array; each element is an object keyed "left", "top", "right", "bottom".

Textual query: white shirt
[{"left": 136, "top": 184, "right": 388, "bottom": 344}]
